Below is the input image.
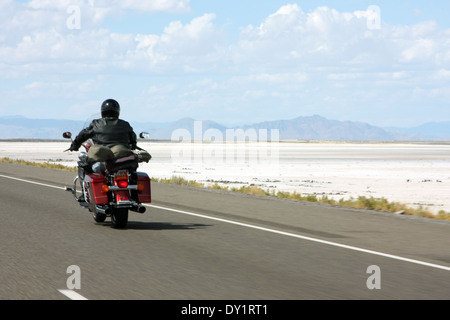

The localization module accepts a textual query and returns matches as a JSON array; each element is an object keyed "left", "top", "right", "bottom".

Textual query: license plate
[{"left": 115, "top": 170, "right": 129, "bottom": 180}]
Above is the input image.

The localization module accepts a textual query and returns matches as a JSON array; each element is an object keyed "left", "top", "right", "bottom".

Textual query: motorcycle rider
[
  {"left": 68, "top": 99, "right": 138, "bottom": 203},
  {"left": 69, "top": 99, "right": 138, "bottom": 153},
  {"left": 64, "top": 100, "right": 151, "bottom": 224}
]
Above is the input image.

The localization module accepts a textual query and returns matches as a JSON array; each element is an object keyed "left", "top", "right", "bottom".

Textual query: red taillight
[{"left": 117, "top": 180, "right": 129, "bottom": 188}]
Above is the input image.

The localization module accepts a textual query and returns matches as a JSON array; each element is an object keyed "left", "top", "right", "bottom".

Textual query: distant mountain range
[{"left": 1, "top": 115, "right": 450, "bottom": 141}]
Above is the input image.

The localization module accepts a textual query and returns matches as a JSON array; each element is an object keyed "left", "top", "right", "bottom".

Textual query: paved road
[{"left": 0, "top": 162, "right": 449, "bottom": 301}]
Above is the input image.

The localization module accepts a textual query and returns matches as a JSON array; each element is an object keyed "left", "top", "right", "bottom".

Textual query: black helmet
[{"left": 101, "top": 99, "right": 120, "bottom": 119}]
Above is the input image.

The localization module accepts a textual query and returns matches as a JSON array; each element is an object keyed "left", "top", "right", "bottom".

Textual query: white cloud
[
  {"left": 401, "top": 38, "right": 436, "bottom": 62},
  {"left": 24, "top": 79, "right": 99, "bottom": 97},
  {"left": 26, "top": 0, "right": 190, "bottom": 13},
  {"left": 1, "top": 9, "right": 222, "bottom": 74},
  {"left": 119, "top": 0, "right": 190, "bottom": 13},
  {"left": 131, "top": 13, "right": 225, "bottom": 72},
  {"left": 234, "top": 4, "right": 384, "bottom": 72},
  {"left": 434, "top": 69, "right": 450, "bottom": 79},
  {"left": 1, "top": 2, "right": 450, "bottom": 126},
  {"left": 0, "top": 28, "right": 135, "bottom": 70},
  {"left": 231, "top": 73, "right": 308, "bottom": 84},
  {"left": 159, "top": 13, "right": 220, "bottom": 55},
  {"left": 27, "top": 0, "right": 84, "bottom": 10},
  {"left": 3, "top": 3, "right": 449, "bottom": 76},
  {"left": 231, "top": 3, "right": 450, "bottom": 89}
]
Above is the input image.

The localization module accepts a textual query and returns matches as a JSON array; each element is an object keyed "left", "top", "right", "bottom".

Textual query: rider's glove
[{"left": 69, "top": 143, "right": 79, "bottom": 152}]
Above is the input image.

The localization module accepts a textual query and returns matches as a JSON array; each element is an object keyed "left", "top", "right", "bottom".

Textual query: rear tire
[
  {"left": 111, "top": 208, "right": 128, "bottom": 229},
  {"left": 93, "top": 212, "right": 107, "bottom": 223}
]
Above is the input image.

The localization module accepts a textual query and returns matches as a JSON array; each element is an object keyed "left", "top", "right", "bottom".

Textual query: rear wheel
[
  {"left": 111, "top": 208, "right": 128, "bottom": 229},
  {"left": 93, "top": 212, "right": 107, "bottom": 223}
]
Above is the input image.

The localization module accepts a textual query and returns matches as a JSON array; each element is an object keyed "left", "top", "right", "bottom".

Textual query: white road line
[
  {"left": 145, "top": 203, "right": 450, "bottom": 272},
  {"left": 58, "top": 289, "right": 88, "bottom": 300},
  {"left": 1, "top": 173, "right": 449, "bottom": 272},
  {"left": 0, "top": 174, "right": 66, "bottom": 190}
]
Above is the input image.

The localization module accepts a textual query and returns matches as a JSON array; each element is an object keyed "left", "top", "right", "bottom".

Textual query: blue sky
[{"left": 1, "top": 0, "right": 450, "bottom": 127}]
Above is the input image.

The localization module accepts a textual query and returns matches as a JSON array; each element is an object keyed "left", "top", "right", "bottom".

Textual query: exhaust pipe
[
  {"left": 96, "top": 205, "right": 112, "bottom": 216},
  {"left": 130, "top": 205, "right": 146, "bottom": 214}
]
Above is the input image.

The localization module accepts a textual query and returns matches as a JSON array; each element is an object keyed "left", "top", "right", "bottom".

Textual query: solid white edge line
[
  {"left": 0, "top": 174, "right": 66, "bottom": 190},
  {"left": 58, "top": 289, "right": 88, "bottom": 300},
  {"left": 145, "top": 203, "right": 450, "bottom": 272},
  {"left": 0, "top": 173, "right": 448, "bottom": 272}
]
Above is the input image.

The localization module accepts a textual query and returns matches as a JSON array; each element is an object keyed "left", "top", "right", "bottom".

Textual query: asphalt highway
[{"left": 0, "top": 162, "right": 449, "bottom": 301}]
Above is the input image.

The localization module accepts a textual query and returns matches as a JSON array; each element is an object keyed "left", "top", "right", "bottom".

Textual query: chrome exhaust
[
  {"left": 130, "top": 205, "right": 146, "bottom": 214},
  {"left": 96, "top": 205, "right": 112, "bottom": 216}
]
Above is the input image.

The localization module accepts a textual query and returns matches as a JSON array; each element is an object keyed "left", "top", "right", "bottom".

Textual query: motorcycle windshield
[{"left": 81, "top": 112, "right": 101, "bottom": 147}]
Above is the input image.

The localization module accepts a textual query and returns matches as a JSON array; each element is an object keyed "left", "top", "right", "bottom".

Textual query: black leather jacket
[{"left": 71, "top": 117, "right": 137, "bottom": 151}]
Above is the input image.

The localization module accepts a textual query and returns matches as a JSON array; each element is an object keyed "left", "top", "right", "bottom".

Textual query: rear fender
[{"left": 114, "top": 190, "right": 131, "bottom": 204}]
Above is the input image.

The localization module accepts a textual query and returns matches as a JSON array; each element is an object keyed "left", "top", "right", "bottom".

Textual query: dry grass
[
  {"left": 158, "top": 176, "right": 205, "bottom": 188},
  {"left": 1, "top": 157, "right": 449, "bottom": 221},
  {"left": 0, "top": 157, "right": 77, "bottom": 172},
  {"left": 156, "top": 176, "right": 450, "bottom": 221}
]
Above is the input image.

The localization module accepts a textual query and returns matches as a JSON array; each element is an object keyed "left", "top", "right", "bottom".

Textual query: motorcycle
[{"left": 63, "top": 131, "right": 152, "bottom": 229}]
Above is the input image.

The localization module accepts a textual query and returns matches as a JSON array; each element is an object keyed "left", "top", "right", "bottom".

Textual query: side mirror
[
  {"left": 139, "top": 132, "right": 150, "bottom": 139},
  {"left": 63, "top": 132, "right": 72, "bottom": 139}
]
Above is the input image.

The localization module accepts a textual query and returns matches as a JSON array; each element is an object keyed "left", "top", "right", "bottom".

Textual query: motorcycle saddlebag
[
  {"left": 77, "top": 159, "right": 93, "bottom": 179},
  {"left": 85, "top": 173, "right": 109, "bottom": 205},
  {"left": 136, "top": 172, "right": 151, "bottom": 203}
]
